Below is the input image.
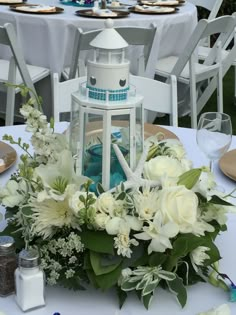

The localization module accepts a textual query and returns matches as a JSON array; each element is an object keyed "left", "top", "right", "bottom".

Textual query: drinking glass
[{"left": 196, "top": 112, "right": 232, "bottom": 173}]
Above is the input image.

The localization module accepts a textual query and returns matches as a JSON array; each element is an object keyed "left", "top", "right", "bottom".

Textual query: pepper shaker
[
  {"left": 0, "top": 236, "right": 17, "bottom": 297},
  {"left": 15, "top": 248, "right": 45, "bottom": 312}
]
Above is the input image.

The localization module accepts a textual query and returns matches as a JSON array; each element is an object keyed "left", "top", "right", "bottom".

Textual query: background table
[
  {"left": 0, "top": 0, "right": 197, "bottom": 119},
  {"left": 0, "top": 0, "right": 197, "bottom": 76},
  {"left": 0, "top": 123, "right": 236, "bottom": 315}
]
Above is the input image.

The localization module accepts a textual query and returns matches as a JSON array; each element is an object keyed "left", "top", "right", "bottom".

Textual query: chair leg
[
  {"left": 5, "top": 57, "right": 16, "bottom": 126},
  {"left": 234, "top": 64, "right": 236, "bottom": 106},
  {"left": 217, "top": 66, "right": 223, "bottom": 113},
  {"left": 5, "top": 86, "right": 16, "bottom": 126}
]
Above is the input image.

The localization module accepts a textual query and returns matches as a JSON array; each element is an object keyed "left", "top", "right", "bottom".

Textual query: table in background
[
  {"left": 0, "top": 0, "right": 197, "bottom": 76},
  {"left": 0, "top": 0, "right": 197, "bottom": 118},
  {"left": 0, "top": 123, "right": 236, "bottom": 315}
]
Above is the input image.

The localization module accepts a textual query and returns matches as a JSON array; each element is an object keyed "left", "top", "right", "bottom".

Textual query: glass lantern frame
[{"left": 71, "top": 92, "right": 143, "bottom": 191}]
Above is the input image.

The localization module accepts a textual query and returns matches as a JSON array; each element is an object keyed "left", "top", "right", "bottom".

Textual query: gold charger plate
[
  {"left": 219, "top": 149, "right": 236, "bottom": 181},
  {"left": 0, "top": 0, "right": 25, "bottom": 5},
  {"left": 75, "top": 9, "right": 130, "bottom": 18},
  {"left": 0, "top": 142, "right": 17, "bottom": 174},
  {"left": 129, "top": 5, "right": 177, "bottom": 14},
  {"left": 70, "top": 121, "right": 178, "bottom": 142},
  {"left": 10, "top": 4, "right": 64, "bottom": 13}
]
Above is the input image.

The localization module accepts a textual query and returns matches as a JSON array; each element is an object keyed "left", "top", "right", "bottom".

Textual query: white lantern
[{"left": 70, "top": 19, "right": 144, "bottom": 191}]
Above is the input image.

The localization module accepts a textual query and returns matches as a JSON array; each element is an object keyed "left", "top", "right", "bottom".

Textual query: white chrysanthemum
[
  {"left": 132, "top": 186, "right": 159, "bottom": 220},
  {"left": 114, "top": 232, "right": 139, "bottom": 258},
  {"left": 31, "top": 197, "right": 78, "bottom": 239},
  {"left": 190, "top": 246, "right": 210, "bottom": 272},
  {"left": 134, "top": 212, "right": 179, "bottom": 254}
]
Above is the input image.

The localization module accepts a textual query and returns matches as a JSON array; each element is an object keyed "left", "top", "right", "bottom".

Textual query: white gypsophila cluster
[{"left": 40, "top": 232, "right": 84, "bottom": 285}]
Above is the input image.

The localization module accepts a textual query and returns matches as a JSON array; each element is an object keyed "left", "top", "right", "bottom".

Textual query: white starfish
[{"left": 109, "top": 143, "right": 161, "bottom": 192}]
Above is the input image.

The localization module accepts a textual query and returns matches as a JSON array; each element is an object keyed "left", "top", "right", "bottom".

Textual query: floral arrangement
[{"left": 0, "top": 93, "right": 236, "bottom": 311}]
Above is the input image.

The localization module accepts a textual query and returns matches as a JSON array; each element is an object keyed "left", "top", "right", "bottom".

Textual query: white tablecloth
[
  {"left": 0, "top": 0, "right": 197, "bottom": 77},
  {"left": 0, "top": 123, "right": 236, "bottom": 315}
]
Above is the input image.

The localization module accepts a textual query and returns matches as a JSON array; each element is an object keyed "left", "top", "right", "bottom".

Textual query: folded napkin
[
  {"left": 15, "top": 5, "right": 56, "bottom": 12},
  {"left": 141, "top": 0, "right": 179, "bottom": 5},
  {"left": 134, "top": 4, "right": 174, "bottom": 12},
  {"left": 92, "top": 8, "right": 118, "bottom": 16}
]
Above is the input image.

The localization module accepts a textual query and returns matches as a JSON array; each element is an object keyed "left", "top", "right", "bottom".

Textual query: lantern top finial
[
  {"left": 89, "top": 18, "right": 128, "bottom": 50},
  {"left": 104, "top": 18, "right": 114, "bottom": 29}
]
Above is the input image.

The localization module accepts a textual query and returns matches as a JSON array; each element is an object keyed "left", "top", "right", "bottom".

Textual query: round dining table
[{"left": 0, "top": 0, "right": 197, "bottom": 77}]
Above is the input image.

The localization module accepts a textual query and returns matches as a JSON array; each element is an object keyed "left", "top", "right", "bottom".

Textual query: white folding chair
[
  {"left": 62, "top": 23, "right": 157, "bottom": 80},
  {"left": 53, "top": 73, "right": 86, "bottom": 122},
  {"left": 197, "top": 12, "right": 236, "bottom": 105},
  {"left": 130, "top": 74, "right": 178, "bottom": 126},
  {"left": 188, "top": 0, "right": 223, "bottom": 47},
  {"left": 155, "top": 16, "right": 236, "bottom": 129},
  {"left": 0, "top": 23, "right": 50, "bottom": 126}
]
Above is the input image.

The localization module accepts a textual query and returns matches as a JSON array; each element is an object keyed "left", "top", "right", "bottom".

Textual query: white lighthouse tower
[{"left": 71, "top": 19, "right": 144, "bottom": 191}]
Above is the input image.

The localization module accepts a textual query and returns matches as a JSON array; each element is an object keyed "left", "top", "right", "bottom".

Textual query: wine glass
[{"left": 196, "top": 112, "right": 232, "bottom": 173}]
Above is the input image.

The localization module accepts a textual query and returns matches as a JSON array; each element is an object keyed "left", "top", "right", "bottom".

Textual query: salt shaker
[
  {"left": 15, "top": 248, "right": 45, "bottom": 312},
  {"left": 0, "top": 236, "right": 17, "bottom": 297}
]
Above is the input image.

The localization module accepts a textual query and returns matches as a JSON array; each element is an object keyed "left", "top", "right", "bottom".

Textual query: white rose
[
  {"left": 197, "top": 304, "right": 231, "bottom": 315},
  {"left": 161, "top": 139, "right": 186, "bottom": 159},
  {"left": 190, "top": 246, "right": 210, "bottom": 272},
  {"left": 94, "top": 213, "right": 110, "bottom": 230},
  {"left": 157, "top": 185, "right": 199, "bottom": 233},
  {"left": 69, "top": 191, "right": 96, "bottom": 215},
  {"left": 96, "top": 192, "right": 117, "bottom": 214},
  {"left": 143, "top": 156, "right": 189, "bottom": 181}
]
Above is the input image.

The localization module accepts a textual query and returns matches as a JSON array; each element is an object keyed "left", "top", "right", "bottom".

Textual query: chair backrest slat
[
  {"left": 171, "top": 16, "right": 236, "bottom": 77},
  {"left": 68, "top": 24, "right": 157, "bottom": 79}
]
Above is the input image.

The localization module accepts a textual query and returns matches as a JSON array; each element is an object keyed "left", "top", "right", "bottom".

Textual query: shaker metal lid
[
  {"left": 19, "top": 248, "right": 40, "bottom": 268},
  {"left": 0, "top": 236, "right": 15, "bottom": 254}
]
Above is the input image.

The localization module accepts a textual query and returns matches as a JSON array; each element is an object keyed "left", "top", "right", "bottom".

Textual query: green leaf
[
  {"left": 21, "top": 206, "right": 33, "bottom": 216},
  {"left": 209, "top": 195, "right": 233, "bottom": 206},
  {"left": 142, "top": 281, "right": 158, "bottom": 296},
  {"left": 142, "top": 292, "right": 153, "bottom": 310},
  {"left": 90, "top": 251, "right": 121, "bottom": 276},
  {"left": 202, "top": 237, "right": 221, "bottom": 265},
  {"left": 177, "top": 168, "right": 202, "bottom": 189},
  {"left": 165, "top": 234, "right": 204, "bottom": 271},
  {"left": 116, "top": 192, "right": 126, "bottom": 201},
  {"left": 94, "top": 263, "right": 122, "bottom": 290},
  {"left": 80, "top": 229, "right": 114, "bottom": 255},
  {"left": 116, "top": 286, "right": 127, "bottom": 309},
  {"left": 149, "top": 253, "right": 167, "bottom": 267},
  {"left": 121, "top": 279, "right": 139, "bottom": 291},
  {"left": 97, "top": 183, "right": 105, "bottom": 195},
  {"left": 167, "top": 275, "right": 187, "bottom": 308}
]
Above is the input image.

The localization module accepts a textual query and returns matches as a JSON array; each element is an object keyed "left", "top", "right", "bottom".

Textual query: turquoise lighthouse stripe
[{"left": 87, "top": 85, "right": 129, "bottom": 101}]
